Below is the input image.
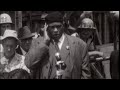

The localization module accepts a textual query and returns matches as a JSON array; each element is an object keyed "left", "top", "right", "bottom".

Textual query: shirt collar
[
  {"left": 0, "top": 52, "right": 19, "bottom": 65},
  {"left": 58, "top": 34, "right": 65, "bottom": 44},
  {"left": 20, "top": 47, "right": 26, "bottom": 56},
  {"left": 53, "top": 34, "right": 65, "bottom": 44}
]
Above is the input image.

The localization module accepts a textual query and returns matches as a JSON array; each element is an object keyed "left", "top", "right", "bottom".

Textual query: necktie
[{"left": 54, "top": 41, "right": 59, "bottom": 52}]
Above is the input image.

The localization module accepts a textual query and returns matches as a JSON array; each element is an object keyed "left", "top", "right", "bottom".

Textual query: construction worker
[
  {"left": 0, "top": 13, "right": 14, "bottom": 58},
  {"left": 77, "top": 18, "right": 106, "bottom": 79},
  {"left": 77, "top": 18, "right": 96, "bottom": 51},
  {"left": 0, "top": 29, "right": 30, "bottom": 74},
  {"left": 0, "top": 13, "right": 14, "bottom": 36}
]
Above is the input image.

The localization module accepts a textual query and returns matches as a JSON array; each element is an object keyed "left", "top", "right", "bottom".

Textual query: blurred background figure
[
  {"left": 16, "top": 26, "right": 34, "bottom": 55},
  {"left": 77, "top": 18, "right": 96, "bottom": 51},
  {"left": 0, "top": 13, "right": 14, "bottom": 59},
  {"left": 0, "top": 29, "right": 30, "bottom": 74},
  {"left": 32, "top": 13, "right": 48, "bottom": 39},
  {"left": 0, "top": 13, "right": 14, "bottom": 36},
  {"left": 77, "top": 17, "right": 106, "bottom": 79},
  {"left": 109, "top": 11, "right": 119, "bottom": 79},
  {"left": 8, "top": 69, "right": 31, "bottom": 79}
]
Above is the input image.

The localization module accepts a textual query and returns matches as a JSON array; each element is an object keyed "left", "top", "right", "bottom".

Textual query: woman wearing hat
[{"left": 0, "top": 29, "right": 30, "bottom": 76}]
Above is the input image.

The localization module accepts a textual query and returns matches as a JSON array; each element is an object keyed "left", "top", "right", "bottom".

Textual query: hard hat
[
  {"left": 83, "top": 11, "right": 93, "bottom": 15},
  {"left": 110, "top": 11, "right": 119, "bottom": 20},
  {"left": 0, "top": 13, "right": 12, "bottom": 24},
  {"left": 78, "top": 18, "right": 96, "bottom": 30},
  {"left": 41, "top": 13, "right": 48, "bottom": 20},
  {"left": 80, "top": 11, "right": 93, "bottom": 19}
]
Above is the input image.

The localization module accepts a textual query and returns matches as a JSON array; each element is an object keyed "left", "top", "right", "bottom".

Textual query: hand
[
  {"left": 43, "top": 23, "right": 50, "bottom": 41},
  {"left": 43, "top": 23, "right": 50, "bottom": 45}
]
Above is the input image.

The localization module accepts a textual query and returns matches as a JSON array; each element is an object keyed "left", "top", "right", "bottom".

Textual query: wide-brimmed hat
[
  {"left": 18, "top": 26, "right": 34, "bottom": 40},
  {"left": 2, "top": 29, "right": 18, "bottom": 41}
]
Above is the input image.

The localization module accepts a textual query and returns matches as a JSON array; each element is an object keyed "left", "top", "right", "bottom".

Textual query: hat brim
[
  {"left": 19, "top": 34, "right": 34, "bottom": 40},
  {"left": 77, "top": 27, "right": 96, "bottom": 30},
  {"left": 2, "top": 36, "right": 18, "bottom": 42}
]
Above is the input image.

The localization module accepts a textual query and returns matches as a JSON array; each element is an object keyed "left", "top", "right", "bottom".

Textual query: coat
[
  {"left": 110, "top": 50, "right": 119, "bottom": 79},
  {"left": 40, "top": 34, "right": 91, "bottom": 79},
  {"left": 24, "top": 36, "right": 49, "bottom": 79},
  {"left": 25, "top": 34, "right": 91, "bottom": 79}
]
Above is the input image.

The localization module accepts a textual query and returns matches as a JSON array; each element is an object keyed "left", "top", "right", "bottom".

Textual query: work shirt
[{"left": 0, "top": 53, "right": 30, "bottom": 73}]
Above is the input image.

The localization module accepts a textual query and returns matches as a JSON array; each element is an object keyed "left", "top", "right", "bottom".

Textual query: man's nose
[
  {"left": 26, "top": 40, "right": 30, "bottom": 44},
  {"left": 7, "top": 47, "right": 11, "bottom": 51},
  {"left": 54, "top": 27, "right": 58, "bottom": 32}
]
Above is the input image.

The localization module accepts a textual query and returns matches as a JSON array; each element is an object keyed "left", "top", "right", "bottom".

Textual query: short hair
[{"left": 8, "top": 69, "right": 31, "bottom": 79}]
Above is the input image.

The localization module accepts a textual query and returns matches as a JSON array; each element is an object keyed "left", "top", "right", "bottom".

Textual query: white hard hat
[
  {"left": 41, "top": 13, "right": 48, "bottom": 20},
  {"left": 78, "top": 18, "right": 96, "bottom": 30},
  {"left": 110, "top": 11, "right": 119, "bottom": 20},
  {"left": 80, "top": 11, "right": 93, "bottom": 19},
  {"left": 2, "top": 29, "right": 18, "bottom": 41},
  {"left": 0, "top": 13, "right": 12, "bottom": 24}
]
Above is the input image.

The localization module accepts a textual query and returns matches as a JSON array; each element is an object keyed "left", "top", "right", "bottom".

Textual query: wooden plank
[
  {"left": 114, "top": 21, "right": 117, "bottom": 50},
  {"left": 95, "top": 24, "right": 102, "bottom": 45},
  {"left": 17, "top": 11, "right": 22, "bottom": 29},
  {"left": 98, "top": 13, "right": 102, "bottom": 44},
  {"left": 96, "top": 43, "right": 115, "bottom": 57}
]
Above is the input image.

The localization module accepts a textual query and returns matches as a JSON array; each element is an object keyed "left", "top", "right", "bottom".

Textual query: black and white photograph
[{"left": 0, "top": 11, "right": 119, "bottom": 79}]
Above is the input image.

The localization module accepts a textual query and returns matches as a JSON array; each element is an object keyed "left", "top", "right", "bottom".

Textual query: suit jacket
[
  {"left": 24, "top": 36, "right": 49, "bottom": 79},
  {"left": 110, "top": 50, "right": 119, "bottom": 79},
  {"left": 40, "top": 34, "right": 91, "bottom": 79}
]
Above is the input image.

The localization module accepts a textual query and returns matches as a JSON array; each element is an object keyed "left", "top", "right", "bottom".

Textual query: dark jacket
[
  {"left": 24, "top": 37, "right": 49, "bottom": 79},
  {"left": 110, "top": 50, "right": 119, "bottom": 79}
]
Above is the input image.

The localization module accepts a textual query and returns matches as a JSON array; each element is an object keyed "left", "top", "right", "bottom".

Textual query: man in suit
[
  {"left": 40, "top": 11, "right": 91, "bottom": 79},
  {"left": 25, "top": 11, "right": 91, "bottom": 79},
  {"left": 16, "top": 26, "right": 34, "bottom": 55}
]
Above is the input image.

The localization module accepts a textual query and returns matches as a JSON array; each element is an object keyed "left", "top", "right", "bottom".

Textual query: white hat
[
  {"left": 2, "top": 29, "right": 18, "bottom": 41},
  {"left": 0, "top": 13, "right": 12, "bottom": 24}
]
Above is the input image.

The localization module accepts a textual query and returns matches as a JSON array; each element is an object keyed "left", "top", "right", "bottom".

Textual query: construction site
[
  {"left": 0, "top": 11, "right": 119, "bottom": 79},
  {"left": 0, "top": 11, "right": 119, "bottom": 56}
]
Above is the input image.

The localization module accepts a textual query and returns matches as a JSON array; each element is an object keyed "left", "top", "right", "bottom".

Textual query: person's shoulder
[
  {"left": 66, "top": 34, "right": 87, "bottom": 46},
  {"left": 32, "top": 36, "right": 44, "bottom": 44}
]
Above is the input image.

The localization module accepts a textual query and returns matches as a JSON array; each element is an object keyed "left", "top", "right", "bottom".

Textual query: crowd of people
[{"left": 0, "top": 11, "right": 119, "bottom": 79}]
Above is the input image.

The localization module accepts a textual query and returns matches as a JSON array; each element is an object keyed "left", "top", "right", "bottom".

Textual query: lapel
[
  {"left": 48, "top": 42, "right": 56, "bottom": 79},
  {"left": 48, "top": 35, "right": 72, "bottom": 79},
  {"left": 60, "top": 34, "right": 70, "bottom": 62}
]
